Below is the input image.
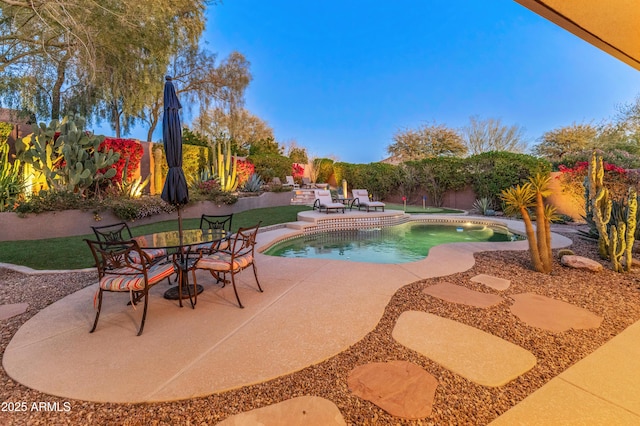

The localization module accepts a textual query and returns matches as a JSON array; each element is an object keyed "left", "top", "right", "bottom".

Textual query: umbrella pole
[{"left": 178, "top": 207, "right": 184, "bottom": 248}]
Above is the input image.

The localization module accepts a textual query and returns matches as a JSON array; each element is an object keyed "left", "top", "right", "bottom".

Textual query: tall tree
[
  {"left": 533, "top": 123, "right": 597, "bottom": 162},
  {"left": 286, "top": 140, "right": 309, "bottom": 163},
  {"left": 462, "top": 116, "right": 528, "bottom": 155},
  {"left": 388, "top": 123, "right": 467, "bottom": 162},
  {"left": 0, "top": 0, "right": 209, "bottom": 129},
  {"left": 193, "top": 107, "right": 274, "bottom": 156}
]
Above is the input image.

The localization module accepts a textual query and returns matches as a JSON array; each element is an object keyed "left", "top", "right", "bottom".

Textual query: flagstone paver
[
  {"left": 216, "top": 396, "right": 346, "bottom": 426},
  {"left": 347, "top": 360, "right": 438, "bottom": 419},
  {"left": 392, "top": 311, "right": 536, "bottom": 387},
  {"left": 470, "top": 274, "right": 511, "bottom": 291},
  {"left": 509, "top": 293, "right": 603, "bottom": 332},
  {"left": 0, "top": 303, "right": 28, "bottom": 321},
  {"left": 423, "top": 282, "right": 503, "bottom": 308}
]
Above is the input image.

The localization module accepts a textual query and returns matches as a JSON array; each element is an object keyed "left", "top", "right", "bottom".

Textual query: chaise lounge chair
[
  {"left": 285, "top": 175, "right": 300, "bottom": 189},
  {"left": 313, "top": 190, "right": 346, "bottom": 214},
  {"left": 351, "top": 189, "right": 385, "bottom": 212}
]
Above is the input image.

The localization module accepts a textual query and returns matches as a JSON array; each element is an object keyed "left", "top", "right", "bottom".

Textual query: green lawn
[
  {"left": 384, "top": 203, "right": 464, "bottom": 214},
  {"left": 0, "top": 206, "right": 311, "bottom": 270}
]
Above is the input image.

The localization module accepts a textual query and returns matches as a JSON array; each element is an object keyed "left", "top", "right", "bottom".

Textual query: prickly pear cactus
[
  {"left": 16, "top": 115, "right": 119, "bottom": 194},
  {"left": 15, "top": 119, "right": 63, "bottom": 190}
]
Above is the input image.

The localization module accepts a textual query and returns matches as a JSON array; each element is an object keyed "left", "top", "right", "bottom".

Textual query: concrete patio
[{"left": 4, "top": 211, "right": 640, "bottom": 423}]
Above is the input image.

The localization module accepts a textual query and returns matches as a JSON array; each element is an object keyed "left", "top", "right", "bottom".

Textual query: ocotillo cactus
[{"left": 215, "top": 139, "right": 238, "bottom": 192}]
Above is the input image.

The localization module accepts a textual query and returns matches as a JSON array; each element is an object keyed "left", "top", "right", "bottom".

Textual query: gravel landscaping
[{"left": 2, "top": 230, "right": 640, "bottom": 425}]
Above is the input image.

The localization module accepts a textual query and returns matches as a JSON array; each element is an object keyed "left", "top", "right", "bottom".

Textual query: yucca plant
[{"left": 500, "top": 173, "right": 556, "bottom": 273}]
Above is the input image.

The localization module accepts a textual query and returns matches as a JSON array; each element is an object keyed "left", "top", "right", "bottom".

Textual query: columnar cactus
[
  {"left": 587, "top": 152, "right": 612, "bottom": 259},
  {"left": 609, "top": 222, "right": 626, "bottom": 273},
  {"left": 623, "top": 188, "right": 637, "bottom": 271},
  {"left": 215, "top": 139, "right": 238, "bottom": 192}
]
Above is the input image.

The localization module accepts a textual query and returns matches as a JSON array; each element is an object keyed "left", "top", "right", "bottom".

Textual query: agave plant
[
  {"left": 472, "top": 197, "right": 493, "bottom": 215},
  {"left": 242, "top": 173, "right": 264, "bottom": 193},
  {"left": 116, "top": 157, "right": 150, "bottom": 199}
]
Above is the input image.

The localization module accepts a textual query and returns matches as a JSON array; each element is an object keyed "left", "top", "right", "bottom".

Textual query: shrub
[
  {"left": 249, "top": 154, "right": 292, "bottom": 182},
  {"left": 411, "top": 157, "right": 468, "bottom": 207},
  {"left": 153, "top": 142, "right": 213, "bottom": 187},
  {"left": 14, "top": 189, "right": 96, "bottom": 214},
  {"left": 555, "top": 149, "right": 640, "bottom": 170},
  {"left": 109, "top": 197, "right": 176, "bottom": 221},
  {"left": 236, "top": 159, "right": 255, "bottom": 187},
  {"left": 100, "top": 138, "right": 143, "bottom": 184},
  {"left": 333, "top": 162, "right": 398, "bottom": 199},
  {"left": 557, "top": 159, "right": 639, "bottom": 216},
  {"left": 468, "top": 151, "right": 550, "bottom": 206},
  {"left": 314, "top": 158, "right": 334, "bottom": 183}
]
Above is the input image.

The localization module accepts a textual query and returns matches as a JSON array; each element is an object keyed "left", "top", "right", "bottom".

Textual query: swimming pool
[{"left": 263, "top": 222, "right": 523, "bottom": 264}]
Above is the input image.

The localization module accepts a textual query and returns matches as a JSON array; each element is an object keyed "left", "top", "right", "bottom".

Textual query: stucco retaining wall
[{"left": 0, "top": 192, "right": 293, "bottom": 241}]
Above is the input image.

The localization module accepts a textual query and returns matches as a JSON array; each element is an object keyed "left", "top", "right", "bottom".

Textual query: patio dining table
[{"left": 133, "top": 228, "right": 228, "bottom": 304}]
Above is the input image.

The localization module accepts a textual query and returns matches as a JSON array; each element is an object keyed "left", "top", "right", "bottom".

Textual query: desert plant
[
  {"left": 500, "top": 173, "right": 556, "bottom": 273},
  {"left": 214, "top": 139, "right": 238, "bottom": 192},
  {"left": 242, "top": 173, "right": 264, "bottom": 192},
  {"left": 557, "top": 248, "right": 575, "bottom": 259},
  {"left": 117, "top": 174, "right": 150, "bottom": 199},
  {"left": 16, "top": 115, "right": 119, "bottom": 195},
  {"left": 472, "top": 197, "right": 493, "bottom": 215},
  {"left": 0, "top": 141, "right": 25, "bottom": 211},
  {"left": 608, "top": 188, "right": 637, "bottom": 272}
]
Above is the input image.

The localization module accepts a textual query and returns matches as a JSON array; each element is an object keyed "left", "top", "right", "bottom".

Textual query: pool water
[{"left": 264, "top": 222, "right": 522, "bottom": 264}]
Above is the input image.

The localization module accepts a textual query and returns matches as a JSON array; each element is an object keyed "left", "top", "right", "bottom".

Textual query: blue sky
[{"left": 125, "top": 0, "right": 640, "bottom": 163}]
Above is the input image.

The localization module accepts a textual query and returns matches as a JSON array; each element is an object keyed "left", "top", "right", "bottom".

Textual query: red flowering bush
[
  {"left": 236, "top": 159, "right": 255, "bottom": 187},
  {"left": 292, "top": 163, "right": 304, "bottom": 180},
  {"left": 558, "top": 160, "right": 636, "bottom": 205},
  {"left": 99, "top": 138, "right": 143, "bottom": 184}
]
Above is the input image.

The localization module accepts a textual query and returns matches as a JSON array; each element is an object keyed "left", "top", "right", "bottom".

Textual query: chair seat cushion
[
  {"left": 184, "top": 239, "right": 230, "bottom": 254},
  {"left": 130, "top": 248, "right": 168, "bottom": 263},
  {"left": 100, "top": 262, "right": 175, "bottom": 292},
  {"left": 361, "top": 201, "right": 385, "bottom": 207},
  {"left": 196, "top": 252, "right": 253, "bottom": 272},
  {"left": 321, "top": 202, "right": 346, "bottom": 209}
]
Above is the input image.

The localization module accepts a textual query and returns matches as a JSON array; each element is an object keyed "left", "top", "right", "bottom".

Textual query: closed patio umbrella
[
  {"left": 161, "top": 76, "right": 197, "bottom": 301},
  {"left": 161, "top": 76, "right": 189, "bottom": 246}
]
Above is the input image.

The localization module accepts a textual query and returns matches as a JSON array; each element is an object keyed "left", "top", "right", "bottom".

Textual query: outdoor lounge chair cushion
[
  {"left": 196, "top": 252, "right": 254, "bottom": 272},
  {"left": 314, "top": 190, "right": 346, "bottom": 211},
  {"left": 99, "top": 263, "right": 175, "bottom": 292},
  {"left": 352, "top": 189, "right": 385, "bottom": 211}
]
